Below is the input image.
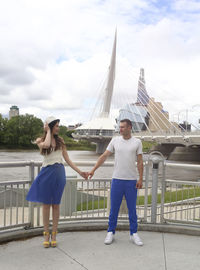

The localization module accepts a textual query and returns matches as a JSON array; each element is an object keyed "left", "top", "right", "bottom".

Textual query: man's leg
[
  {"left": 124, "top": 180, "right": 138, "bottom": 235},
  {"left": 125, "top": 180, "right": 143, "bottom": 246},
  {"left": 108, "top": 179, "right": 124, "bottom": 234}
]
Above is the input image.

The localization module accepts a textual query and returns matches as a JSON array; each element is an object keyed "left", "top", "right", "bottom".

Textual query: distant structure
[
  {"left": 117, "top": 68, "right": 150, "bottom": 132},
  {"left": 117, "top": 68, "right": 171, "bottom": 133},
  {"left": 73, "top": 30, "right": 117, "bottom": 153},
  {"left": 67, "top": 123, "right": 82, "bottom": 130},
  {"left": 136, "top": 68, "right": 170, "bottom": 132},
  {"left": 9, "top": 105, "right": 19, "bottom": 119},
  {"left": 136, "top": 68, "right": 149, "bottom": 105},
  {"left": 147, "top": 98, "right": 171, "bottom": 132},
  {"left": 179, "top": 121, "right": 191, "bottom": 132},
  {"left": 116, "top": 104, "right": 149, "bottom": 132}
]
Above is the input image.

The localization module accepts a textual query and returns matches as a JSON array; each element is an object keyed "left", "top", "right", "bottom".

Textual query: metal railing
[
  {"left": 162, "top": 179, "right": 200, "bottom": 225},
  {"left": 1, "top": 157, "right": 200, "bottom": 232}
]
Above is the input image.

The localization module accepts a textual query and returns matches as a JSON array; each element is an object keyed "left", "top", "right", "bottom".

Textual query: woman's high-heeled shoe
[
  {"left": 51, "top": 231, "right": 57, "bottom": 247},
  {"left": 43, "top": 231, "right": 50, "bottom": 248}
]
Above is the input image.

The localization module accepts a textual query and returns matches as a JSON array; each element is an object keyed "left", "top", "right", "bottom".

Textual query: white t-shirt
[{"left": 106, "top": 136, "right": 143, "bottom": 180}]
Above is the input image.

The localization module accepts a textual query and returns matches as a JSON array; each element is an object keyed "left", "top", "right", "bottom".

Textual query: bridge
[{"left": 73, "top": 31, "right": 200, "bottom": 161}]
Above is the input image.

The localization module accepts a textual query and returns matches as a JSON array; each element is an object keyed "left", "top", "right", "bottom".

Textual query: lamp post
[
  {"left": 177, "top": 109, "right": 189, "bottom": 130},
  {"left": 177, "top": 109, "right": 186, "bottom": 123},
  {"left": 171, "top": 113, "right": 178, "bottom": 123}
]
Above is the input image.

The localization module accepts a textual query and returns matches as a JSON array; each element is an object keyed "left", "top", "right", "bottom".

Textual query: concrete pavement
[{"left": 0, "top": 230, "right": 200, "bottom": 270}]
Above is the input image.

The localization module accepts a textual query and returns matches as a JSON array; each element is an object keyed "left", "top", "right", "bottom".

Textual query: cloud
[
  {"left": 173, "top": 0, "right": 200, "bottom": 12},
  {"left": 0, "top": 0, "right": 200, "bottom": 127}
]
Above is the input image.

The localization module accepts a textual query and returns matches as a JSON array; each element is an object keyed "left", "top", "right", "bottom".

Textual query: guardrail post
[
  {"left": 149, "top": 152, "right": 165, "bottom": 224},
  {"left": 144, "top": 161, "right": 149, "bottom": 222},
  {"left": 28, "top": 161, "right": 35, "bottom": 228},
  {"left": 160, "top": 160, "right": 166, "bottom": 224}
]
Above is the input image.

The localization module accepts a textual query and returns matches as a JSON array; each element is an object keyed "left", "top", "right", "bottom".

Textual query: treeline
[{"left": 0, "top": 114, "right": 96, "bottom": 151}]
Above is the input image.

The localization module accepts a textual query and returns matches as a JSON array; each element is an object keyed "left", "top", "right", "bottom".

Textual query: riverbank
[
  {"left": 0, "top": 139, "right": 96, "bottom": 151},
  {"left": 0, "top": 141, "right": 156, "bottom": 152}
]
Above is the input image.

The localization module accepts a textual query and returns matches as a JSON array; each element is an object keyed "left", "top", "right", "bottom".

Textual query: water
[
  {"left": 0, "top": 150, "right": 114, "bottom": 182},
  {"left": 0, "top": 150, "right": 200, "bottom": 182}
]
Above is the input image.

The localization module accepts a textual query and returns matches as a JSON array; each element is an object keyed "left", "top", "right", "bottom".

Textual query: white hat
[{"left": 45, "top": 116, "right": 60, "bottom": 125}]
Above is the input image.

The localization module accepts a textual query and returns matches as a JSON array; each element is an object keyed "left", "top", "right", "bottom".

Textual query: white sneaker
[
  {"left": 104, "top": 232, "right": 114, "bottom": 245},
  {"left": 130, "top": 233, "right": 143, "bottom": 246}
]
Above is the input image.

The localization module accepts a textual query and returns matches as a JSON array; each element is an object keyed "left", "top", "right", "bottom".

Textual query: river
[{"left": 0, "top": 150, "right": 200, "bottom": 182}]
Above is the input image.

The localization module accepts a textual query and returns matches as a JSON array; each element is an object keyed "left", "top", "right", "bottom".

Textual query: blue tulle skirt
[{"left": 26, "top": 163, "right": 66, "bottom": 204}]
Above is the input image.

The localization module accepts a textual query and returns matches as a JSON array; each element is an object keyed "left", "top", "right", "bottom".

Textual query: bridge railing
[
  {"left": 0, "top": 159, "right": 148, "bottom": 230},
  {"left": 74, "top": 129, "right": 115, "bottom": 136},
  {"left": 1, "top": 160, "right": 200, "bottom": 232},
  {"left": 161, "top": 179, "right": 200, "bottom": 225}
]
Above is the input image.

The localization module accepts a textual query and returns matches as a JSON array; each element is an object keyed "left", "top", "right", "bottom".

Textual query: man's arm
[
  {"left": 136, "top": 154, "right": 143, "bottom": 189},
  {"left": 88, "top": 150, "right": 112, "bottom": 179}
]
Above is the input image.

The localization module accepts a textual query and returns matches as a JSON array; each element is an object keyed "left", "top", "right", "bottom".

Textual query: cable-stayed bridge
[{"left": 73, "top": 31, "right": 200, "bottom": 161}]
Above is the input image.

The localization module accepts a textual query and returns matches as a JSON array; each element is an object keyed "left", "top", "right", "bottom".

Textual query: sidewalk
[{"left": 0, "top": 230, "right": 200, "bottom": 270}]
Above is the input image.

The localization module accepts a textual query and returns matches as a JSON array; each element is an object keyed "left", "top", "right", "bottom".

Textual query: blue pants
[{"left": 108, "top": 179, "right": 138, "bottom": 235}]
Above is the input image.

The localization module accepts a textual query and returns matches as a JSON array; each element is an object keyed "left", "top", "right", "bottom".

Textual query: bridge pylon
[{"left": 73, "top": 30, "right": 117, "bottom": 154}]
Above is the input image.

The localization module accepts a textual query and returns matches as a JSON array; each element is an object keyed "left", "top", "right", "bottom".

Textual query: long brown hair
[{"left": 40, "top": 120, "right": 65, "bottom": 155}]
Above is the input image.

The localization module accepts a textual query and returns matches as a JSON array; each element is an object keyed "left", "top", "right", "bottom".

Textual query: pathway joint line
[
  {"left": 162, "top": 233, "right": 168, "bottom": 270},
  {"left": 58, "top": 247, "right": 89, "bottom": 270}
]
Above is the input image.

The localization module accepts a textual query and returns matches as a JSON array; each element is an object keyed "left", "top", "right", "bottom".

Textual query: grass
[
  {"left": 137, "top": 186, "right": 200, "bottom": 205},
  {"left": 142, "top": 141, "right": 157, "bottom": 153},
  {"left": 77, "top": 199, "right": 107, "bottom": 211},
  {"left": 76, "top": 187, "right": 200, "bottom": 211}
]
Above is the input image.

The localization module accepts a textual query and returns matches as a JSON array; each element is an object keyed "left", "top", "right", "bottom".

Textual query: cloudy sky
[{"left": 0, "top": 0, "right": 200, "bottom": 126}]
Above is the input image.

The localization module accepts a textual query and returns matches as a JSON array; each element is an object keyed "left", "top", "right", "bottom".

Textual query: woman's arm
[
  {"left": 37, "top": 123, "right": 51, "bottom": 149},
  {"left": 62, "top": 146, "right": 88, "bottom": 179}
]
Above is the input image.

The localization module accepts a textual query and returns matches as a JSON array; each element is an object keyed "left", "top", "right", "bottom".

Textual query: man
[{"left": 89, "top": 119, "right": 144, "bottom": 246}]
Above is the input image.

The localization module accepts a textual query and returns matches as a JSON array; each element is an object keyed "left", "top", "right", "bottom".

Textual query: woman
[{"left": 26, "top": 116, "right": 88, "bottom": 248}]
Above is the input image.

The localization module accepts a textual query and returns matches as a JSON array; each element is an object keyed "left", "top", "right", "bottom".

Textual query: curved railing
[{"left": 1, "top": 159, "right": 200, "bottom": 236}]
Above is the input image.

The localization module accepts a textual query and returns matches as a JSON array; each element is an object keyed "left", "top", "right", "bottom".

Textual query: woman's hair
[{"left": 40, "top": 120, "right": 65, "bottom": 155}]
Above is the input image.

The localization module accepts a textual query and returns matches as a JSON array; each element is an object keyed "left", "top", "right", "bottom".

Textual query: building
[
  {"left": 116, "top": 68, "right": 150, "bottom": 132},
  {"left": 9, "top": 105, "right": 19, "bottom": 119},
  {"left": 116, "top": 68, "right": 172, "bottom": 133},
  {"left": 137, "top": 68, "right": 149, "bottom": 105},
  {"left": 67, "top": 123, "right": 82, "bottom": 130},
  {"left": 178, "top": 121, "right": 191, "bottom": 132},
  {"left": 147, "top": 98, "right": 171, "bottom": 132},
  {"left": 116, "top": 104, "right": 149, "bottom": 132}
]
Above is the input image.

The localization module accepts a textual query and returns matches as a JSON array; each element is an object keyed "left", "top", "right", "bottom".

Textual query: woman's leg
[
  {"left": 52, "top": 204, "right": 60, "bottom": 241},
  {"left": 43, "top": 204, "right": 51, "bottom": 241}
]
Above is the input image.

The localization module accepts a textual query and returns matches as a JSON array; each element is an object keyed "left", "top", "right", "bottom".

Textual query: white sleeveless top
[{"left": 42, "top": 149, "right": 64, "bottom": 167}]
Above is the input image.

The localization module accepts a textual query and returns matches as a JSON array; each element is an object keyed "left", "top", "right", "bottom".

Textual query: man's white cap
[{"left": 45, "top": 116, "right": 60, "bottom": 125}]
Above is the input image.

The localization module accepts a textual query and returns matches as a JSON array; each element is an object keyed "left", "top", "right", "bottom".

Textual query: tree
[
  {"left": 0, "top": 114, "right": 8, "bottom": 145},
  {"left": 4, "top": 114, "right": 43, "bottom": 147},
  {"left": 59, "top": 125, "right": 74, "bottom": 139}
]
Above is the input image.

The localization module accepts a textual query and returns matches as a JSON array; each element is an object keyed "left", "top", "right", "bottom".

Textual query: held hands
[
  {"left": 79, "top": 171, "right": 89, "bottom": 180},
  {"left": 79, "top": 170, "right": 95, "bottom": 180}
]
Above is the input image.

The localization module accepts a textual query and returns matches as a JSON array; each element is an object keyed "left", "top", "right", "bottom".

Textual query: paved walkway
[{"left": 0, "top": 230, "right": 200, "bottom": 270}]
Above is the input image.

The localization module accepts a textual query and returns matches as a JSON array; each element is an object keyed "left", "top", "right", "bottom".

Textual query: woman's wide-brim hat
[{"left": 45, "top": 116, "right": 60, "bottom": 125}]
